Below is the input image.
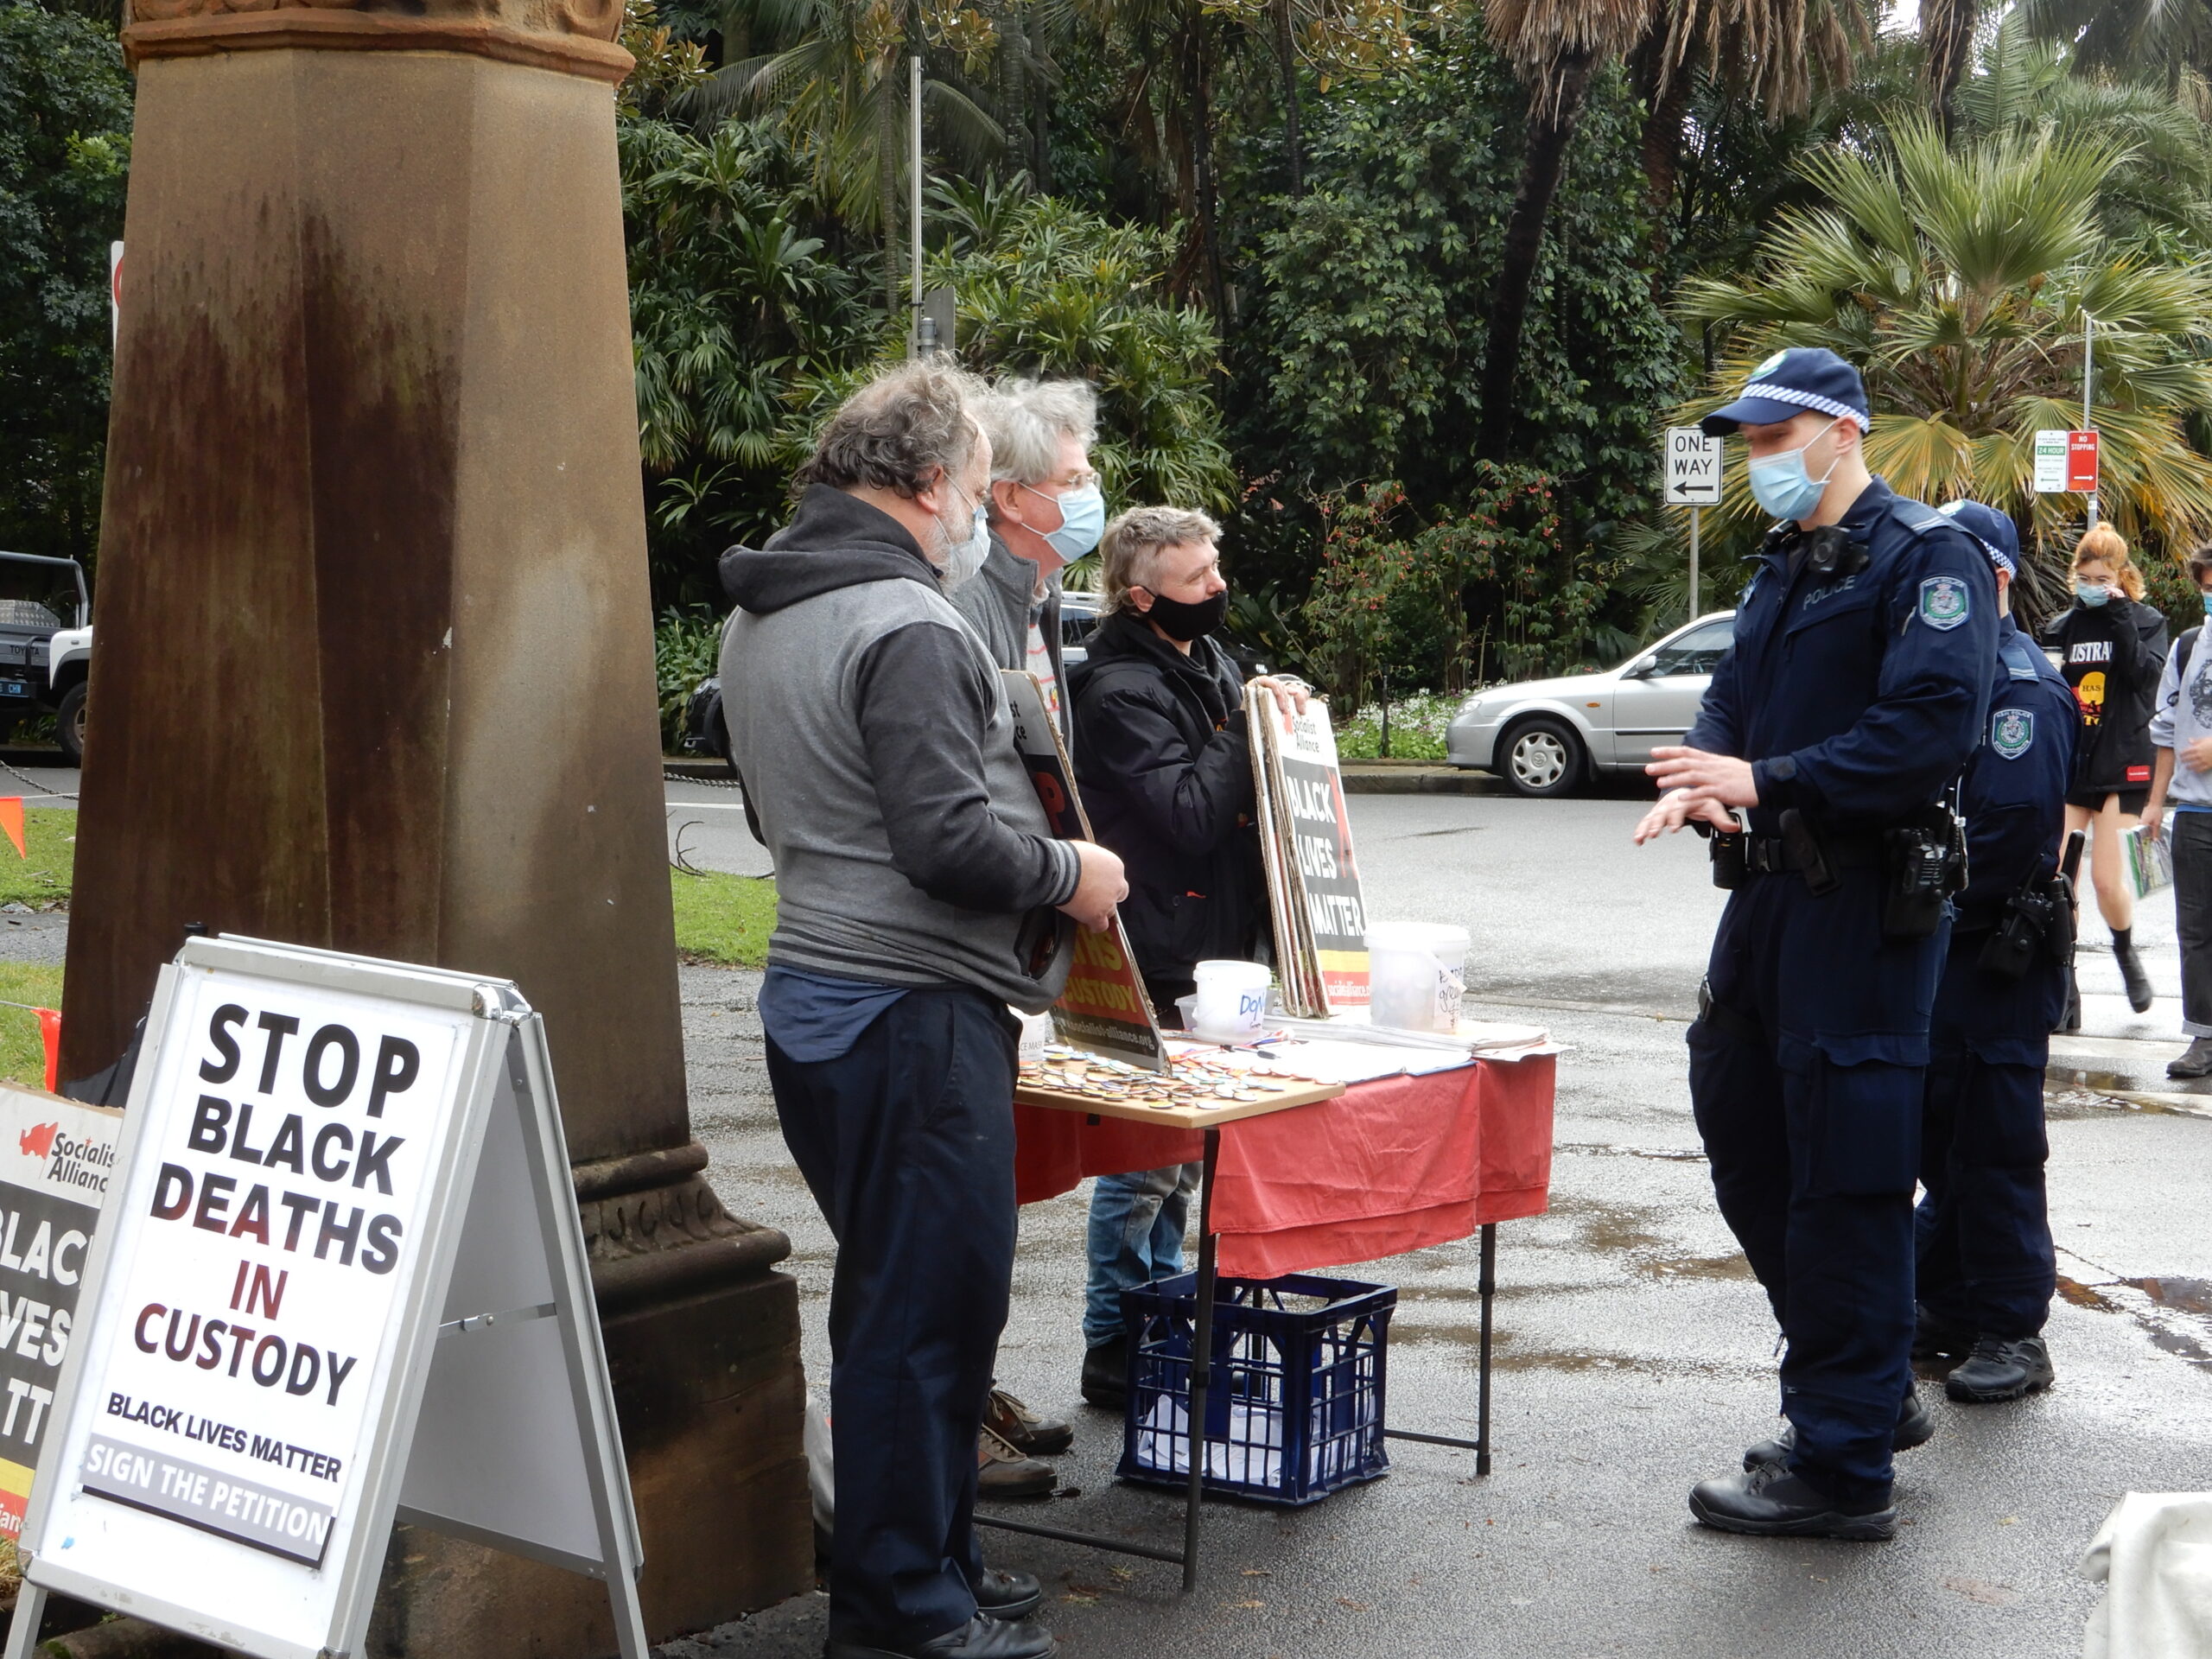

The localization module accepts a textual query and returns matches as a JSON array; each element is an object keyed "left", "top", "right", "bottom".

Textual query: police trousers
[
  {"left": 1688, "top": 868, "right": 1944, "bottom": 1504},
  {"left": 766, "top": 987, "right": 1020, "bottom": 1646},
  {"left": 1916, "top": 933, "right": 2060, "bottom": 1338}
]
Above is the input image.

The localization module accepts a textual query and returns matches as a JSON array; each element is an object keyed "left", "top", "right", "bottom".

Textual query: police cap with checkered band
[{"left": 1700, "top": 347, "right": 1872, "bottom": 437}]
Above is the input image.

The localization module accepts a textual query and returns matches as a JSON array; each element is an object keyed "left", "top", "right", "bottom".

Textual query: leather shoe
[
  {"left": 2169, "top": 1038, "right": 2212, "bottom": 1079},
  {"left": 1080, "top": 1337, "right": 1128, "bottom": 1410},
  {"left": 986, "top": 1388, "right": 1072, "bottom": 1458},
  {"left": 977, "top": 1425, "right": 1055, "bottom": 1499},
  {"left": 973, "top": 1567, "right": 1042, "bottom": 1621},
  {"left": 827, "top": 1613, "right": 1056, "bottom": 1659},
  {"left": 1689, "top": 1462, "right": 1896, "bottom": 1541},
  {"left": 1945, "top": 1334, "right": 2054, "bottom": 1403},
  {"left": 1912, "top": 1302, "right": 1974, "bottom": 1363},
  {"left": 1743, "top": 1384, "right": 1931, "bottom": 1471}
]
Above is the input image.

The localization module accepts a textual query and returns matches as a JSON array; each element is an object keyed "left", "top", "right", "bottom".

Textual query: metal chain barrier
[
  {"left": 0, "top": 756, "right": 78, "bottom": 801},
  {"left": 663, "top": 766, "right": 744, "bottom": 790}
]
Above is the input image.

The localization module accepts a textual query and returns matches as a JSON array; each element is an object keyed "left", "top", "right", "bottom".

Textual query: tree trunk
[
  {"left": 1923, "top": 0, "right": 1979, "bottom": 138},
  {"left": 1187, "top": 17, "right": 1227, "bottom": 317},
  {"left": 879, "top": 68, "right": 901, "bottom": 317},
  {"left": 1476, "top": 47, "right": 1600, "bottom": 460},
  {"left": 1637, "top": 54, "right": 1691, "bottom": 267},
  {"left": 1275, "top": 0, "right": 1303, "bottom": 195}
]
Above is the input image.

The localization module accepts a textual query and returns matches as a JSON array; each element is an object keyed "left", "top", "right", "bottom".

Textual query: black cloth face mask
[{"left": 1140, "top": 588, "right": 1228, "bottom": 642}]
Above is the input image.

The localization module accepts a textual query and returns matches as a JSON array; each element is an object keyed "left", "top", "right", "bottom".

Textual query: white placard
[
  {"left": 1663, "top": 426, "right": 1724, "bottom": 506},
  {"left": 2033, "top": 429, "right": 2070, "bottom": 493},
  {"left": 10, "top": 938, "right": 649, "bottom": 1659}
]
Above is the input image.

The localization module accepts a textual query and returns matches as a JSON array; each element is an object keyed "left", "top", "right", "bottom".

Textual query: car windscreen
[
  {"left": 0, "top": 560, "right": 82, "bottom": 631},
  {"left": 1644, "top": 620, "right": 1733, "bottom": 677}
]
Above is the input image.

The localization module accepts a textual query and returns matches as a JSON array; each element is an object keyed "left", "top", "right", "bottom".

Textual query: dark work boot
[
  {"left": 1689, "top": 1461, "right": 1897, "bottom": 1541},
  {"left": 2169, "top": 1038, "right": 2212, "bottom": 1079},
  {"left": 1945, "top": 1335, "right": 2055, "bottom": 1404},
  {"left": 1912, "top": 1302, "right": 1975, "bottom": 1363},
  {"left": 2114, "top": 931, "right": 2155, "bottom": 1014},
  {"left": 1744, "top": 1385, "right": 1932, "bottom": 1471},
  {"left": 1080, "top": 1336, "right": 1129, "bottom": 1410}
]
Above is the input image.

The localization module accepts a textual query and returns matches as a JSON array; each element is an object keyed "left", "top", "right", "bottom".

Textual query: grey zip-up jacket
[{"left": 718, "top": 486, "right": 1079, "bottom": 1011}]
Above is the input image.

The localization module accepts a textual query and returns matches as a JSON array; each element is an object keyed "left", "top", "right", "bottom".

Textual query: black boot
[
  {"left": 973, "top": 1567, "right": 1042, "bottom": 1621},
  {"left": 1689, "top": 1461, "right": 1897, "bottom": 1541},
  {"left": 1912, "top": 1302, "right": 1975, "bottom": 1363},
  {"left": 2114, "top": 929, "right": 2155, "bottom": 1014},
  {"left": 1945, "top": 1335, "right": 2055, "bottom": 1403},
  {"left": 1744, "top": 1385, "right": 1932, "bottom": 1471},
  {"left": 1080, "top": 1336, "right": 1129, "bottom": 1409},
  {"left": 2169, "top": 1037, "right": 2212, "bottom": 1079},
  {"left": 828, "top": 1615, "right": 1057, "bottom": 1659}
]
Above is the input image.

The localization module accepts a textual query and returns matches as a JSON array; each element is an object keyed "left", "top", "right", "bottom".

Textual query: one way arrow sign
[{"left": 1663, "top": 427, "right": 1724, "bottom": 506}]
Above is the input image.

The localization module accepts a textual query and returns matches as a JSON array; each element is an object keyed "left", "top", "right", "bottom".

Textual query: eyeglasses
[{"left": 1021, "top": 469, "right": 1101, "bottom": 499}]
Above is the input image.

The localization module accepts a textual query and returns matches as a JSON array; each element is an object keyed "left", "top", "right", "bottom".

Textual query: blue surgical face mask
[
  {"left": 2198, "top": 590, "right": 2211, "bottom": 614},
  {"left": 2076, "top": 581, "right": 2110, "bottom": 608},
  {"left": 938, "top": 499, "right": 992, "bottom": 591},
  {"left": 1029, "top": 480, "right": 1106, "bottom": 561},
  {"left": 1746, "top": 423, "right": 1844, "bottom": 522}
]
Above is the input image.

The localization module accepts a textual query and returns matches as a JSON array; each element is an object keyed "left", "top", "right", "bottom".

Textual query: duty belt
[{"left": 1739, "top": 833, "right": 1880, "bottom": 877}]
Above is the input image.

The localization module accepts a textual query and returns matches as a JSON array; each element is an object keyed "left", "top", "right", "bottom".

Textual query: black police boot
[
  {"left": 1945, "top": 1335, "right": 2055, "bottom": 1404},
  {"left": 1080, "top": 1336, "right": 1129, "bottom": 1409},
  {"left": 972, "top": 1567, "right": 1043, "bottom": 1622},
  {"left": 828, "top": 1616, "right": 1056, "bottom": 1659},
  {"left": 2169, "top": 1037, "right": 2212, "bottom": 1079},
  {"left": 2115, "top": 931, "right": 2155, "bottom": 1014},
  {"left": 1689, "top": 1460, "right": 1897, "bottom": 1541},
  {"left": 1912, "top": 1302, "right": 1975, "bottom": 1363},
  {"left": 1743, "top": 1385, "right": 1932, "bottom": 1471}
]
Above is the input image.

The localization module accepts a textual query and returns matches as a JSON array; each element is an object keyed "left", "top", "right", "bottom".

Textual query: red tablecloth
[{"left": 1014, "top": 1052, "right": 1555, "bottom": 1278}]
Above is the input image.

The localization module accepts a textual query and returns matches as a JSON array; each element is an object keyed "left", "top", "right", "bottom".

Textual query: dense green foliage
[
  {"left": 0, "top": 2, "right": 130, "bottom": 569},
  {"left": 26, "top": 0, "right": 2212, "bottom": 681}
]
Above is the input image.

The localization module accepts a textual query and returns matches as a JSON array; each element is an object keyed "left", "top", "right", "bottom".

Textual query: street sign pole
[
  {"left": 2084, "top": 312, "right": 2099, "bottom": 530},
  {"left": 1688, "top": 506, "right": 1700, "bottom": 625}
]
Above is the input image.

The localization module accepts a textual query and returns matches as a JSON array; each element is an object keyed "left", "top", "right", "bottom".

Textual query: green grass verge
[
  {"left": 0, "top": 809, "right": 75, "bottom": 908},
  {"left": 669, "top": 868, "right": 777, "bottom": 968},
  {"left": 0, "top": 963, "right": 65, "bottom": 1090}
]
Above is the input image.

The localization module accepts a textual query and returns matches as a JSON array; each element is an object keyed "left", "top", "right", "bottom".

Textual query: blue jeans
[{"left": 1083, "top": 1162, "right": 1203, "bottom": 1348}]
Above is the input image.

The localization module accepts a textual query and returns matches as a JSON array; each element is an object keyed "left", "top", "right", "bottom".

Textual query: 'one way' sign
[{"left": 1663, "top": 427, "right": 1723, "bottom": 506}]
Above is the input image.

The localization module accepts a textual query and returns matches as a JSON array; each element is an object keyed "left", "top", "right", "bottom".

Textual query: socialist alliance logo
[{"left": 18, "top": 1122, "right": 56, "bottom": 1160}]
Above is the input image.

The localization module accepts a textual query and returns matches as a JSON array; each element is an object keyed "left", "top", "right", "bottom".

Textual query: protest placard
[
  {"left": 6, "top": 937, "right": 649, "bottom": 1659},
  {"left": 1249, "top": 691, "right": 1370, "bottom": 1016},
  {"left": 1001, "top": 671, "right": 1169, "bottom": 1071},
  {"left": 0, "top": 1089, "right": 120, "bottom": 1541}
]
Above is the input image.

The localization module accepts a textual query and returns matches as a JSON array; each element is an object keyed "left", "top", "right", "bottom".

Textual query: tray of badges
[{"left": 1014, "top": 1046, "right": 1344, "bottom": 1128}]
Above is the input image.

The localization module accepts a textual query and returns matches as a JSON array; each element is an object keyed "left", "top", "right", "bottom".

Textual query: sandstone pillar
[{"left": 60, "top": 5, "right": 810, "bottom": 1649}]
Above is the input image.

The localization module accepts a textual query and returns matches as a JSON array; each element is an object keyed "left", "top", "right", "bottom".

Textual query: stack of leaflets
[{"left": 1248, "top": 688, "right": 1370, "bottom": 1018}]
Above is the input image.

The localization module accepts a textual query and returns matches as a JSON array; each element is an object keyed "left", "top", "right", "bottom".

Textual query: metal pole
[
  {"left": 1476, "top": 1223, "right": 1496, "bottom": 1477},
  {"left": 909, "top": 54, "right": 924, "bottom": 358},
  {"left": 1182, "top": 1128, "right": 1221, "bottom": 1593},
  {"left": 1688, "top": 506, "right": 1700, "bottom": 624},
  {"left": 2084, "top": 312, "right": 2099, "bottom": 531}
]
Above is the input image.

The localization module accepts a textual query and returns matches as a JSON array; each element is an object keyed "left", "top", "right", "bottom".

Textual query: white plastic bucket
[
  {"left": 1191, "top": 960, "right": 1273, "bottom": 1042},
  {"left": 1364, "top": 923, "right": 1471, "bottom": 1033}
]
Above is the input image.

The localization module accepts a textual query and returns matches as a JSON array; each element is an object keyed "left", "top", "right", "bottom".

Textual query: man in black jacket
[{"left": 1067, "top": 505, "right": 1302, "bottom": 1406}]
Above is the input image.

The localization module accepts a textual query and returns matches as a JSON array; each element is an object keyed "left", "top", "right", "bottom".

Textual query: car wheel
[
  {"left": 1501, "top": 716, "right": 1584, "bottom": 798},
  {"left": 55, "top": 683, "right": 86, "bottom": 766}
]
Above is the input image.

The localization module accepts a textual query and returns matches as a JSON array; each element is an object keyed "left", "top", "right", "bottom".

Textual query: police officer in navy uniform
[
  {"left": 1913, "top": 499, "right": 2075, "bottom": 1404},
  {"left": 1634, "top": 348, "right": 1997, "bottom": 1541}
]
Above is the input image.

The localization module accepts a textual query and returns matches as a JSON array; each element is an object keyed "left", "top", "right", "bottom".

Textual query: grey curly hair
[
  {"left": 1100, "top": 505, "right": 1223, "bottom": 615},
  {"left": 979, "top": 378, "right": 1098, "bottom": 497},
  {"left": 796, "top": 359, "right": 988, "bottom": 499}
]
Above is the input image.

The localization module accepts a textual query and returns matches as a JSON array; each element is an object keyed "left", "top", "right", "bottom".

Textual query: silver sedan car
[{"left": 1446, "top": 611, "right": 1738, "bottom": 798}]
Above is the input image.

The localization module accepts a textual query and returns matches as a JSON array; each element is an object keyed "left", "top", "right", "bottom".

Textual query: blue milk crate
[{"left": 1116, "top": 1271, "right": 1395, "bottom": 1505}]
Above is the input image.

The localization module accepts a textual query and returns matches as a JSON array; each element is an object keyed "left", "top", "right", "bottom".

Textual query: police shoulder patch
[
  {"left": 1990, "top": 707, "right": 2034, "bottom": 760},
  {"left": 1918, "top": 574, "right": 1971, "bottom": 631}
]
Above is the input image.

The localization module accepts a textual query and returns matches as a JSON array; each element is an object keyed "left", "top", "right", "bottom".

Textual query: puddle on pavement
[
  {"left": 2126, "top": 1276, "right": 2212, "bottom": 1316},
  {"left": 1634, "top": 1254, "right": 1752, "bottom": 1281},
  {"left": 2056, "top": 1276, "right": 2120, "bottom": 1313},
  {"left": 2057, "top": 1274, "right": 2212, "bottom": 1370}
]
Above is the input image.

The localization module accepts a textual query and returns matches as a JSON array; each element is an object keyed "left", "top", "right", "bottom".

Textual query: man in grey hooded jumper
[{"left": 719, "top": 360, "right": 1126, "bottom": 1659}]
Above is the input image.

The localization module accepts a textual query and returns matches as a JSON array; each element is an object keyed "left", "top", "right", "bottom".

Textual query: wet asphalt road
[{"left": 667, "top": 790, "right": 2212, "bottom": 1659}]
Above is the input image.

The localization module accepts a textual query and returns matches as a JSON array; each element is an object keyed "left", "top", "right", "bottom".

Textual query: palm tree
[
  {"left": 1675, "top": 118, "right": 2212, "bottom": 597},
  {"left": 678, "top": 0, "right": 1006, "bottom": 307},
  {"left": 1920, "top": 0, "right": 1981, "bottom": 133},
  {"left": 1475, "top": 0, "right": 1655, "bottom": 459},
  {"left": 2019, "top": 0, "right": 2212, "bottom": 92}
]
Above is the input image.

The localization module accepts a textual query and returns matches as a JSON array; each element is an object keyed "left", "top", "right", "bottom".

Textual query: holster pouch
[
  {"left": 1880, "top": 805, "right": 1962, "bottom": 942},
  {"left": 1780, "top": 809, "right": 1837, "bottom": 896},
  {"left": 1709, "top": 826, "right": 1745, "bottom": 890},
  {"left": 1979, "top": 872, "right": 2072, "bottom": 981}
]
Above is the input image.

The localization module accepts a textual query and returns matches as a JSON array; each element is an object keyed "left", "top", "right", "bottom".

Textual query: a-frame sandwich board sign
[{"left": 3, "top": 933, "right": 650, "bottom": 1659}]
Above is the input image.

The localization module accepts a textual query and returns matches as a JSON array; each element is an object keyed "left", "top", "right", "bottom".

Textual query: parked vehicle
[
  {"left": 0, "top": 554, "right": 92, "bottom": 765},
  {"left": 1446, "top": 612, "right": 1737, "bottom": 798}
]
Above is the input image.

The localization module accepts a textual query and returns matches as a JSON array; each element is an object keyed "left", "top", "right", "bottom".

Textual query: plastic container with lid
[
  {"left": 1191, "top": 959, "right": 1273, "bottom": 1042},
  {"left": 1363, "top": 922, "right": 1471, "bottom": 1033}
]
